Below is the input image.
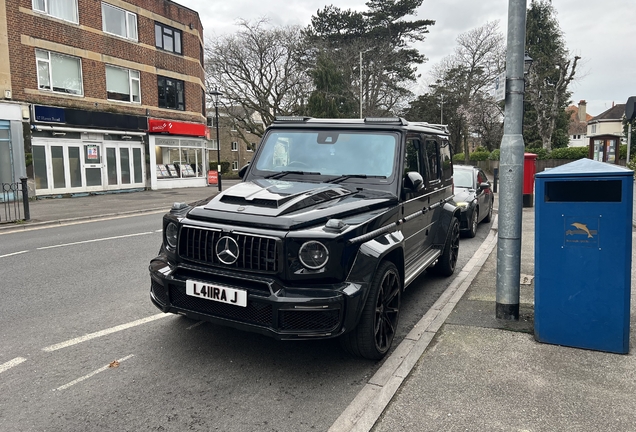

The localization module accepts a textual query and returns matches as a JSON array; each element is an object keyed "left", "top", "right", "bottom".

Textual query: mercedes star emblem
[{"left": 216, "top": 236, "right": 240, "bottom": 265}]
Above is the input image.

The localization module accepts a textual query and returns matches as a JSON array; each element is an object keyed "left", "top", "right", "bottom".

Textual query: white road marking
[
  {"left": 54, "top": 354, "right": 134, "bottom": 391},
  {"left": 37, "top": 231, "right": 156, "bottom": 250},
  {"left": 186, "top": 321, "right": 205, "bottom": 330},
  {"left": 0, "top": 210, "right": 167, "bottom": 235},
  {"left": 0, "top": 250, "right": 29, "bottom": 259},
  {"left": 0, "top": 357, "right": 27, "bottom": 374},
  {"left": 43, "top": 313, "right": 170, "bottom": 352}
]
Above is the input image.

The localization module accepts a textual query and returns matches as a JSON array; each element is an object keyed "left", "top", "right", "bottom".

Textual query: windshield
[
  {"left": 253, "top": 130, "right": 398, "bottom": 179},
  {"left": 453, "top": 169, "right": 474, "bottom": 188}
]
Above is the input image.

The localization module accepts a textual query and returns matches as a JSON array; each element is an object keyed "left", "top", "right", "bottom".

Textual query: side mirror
[
  {"left": 479, "top": 182, "right": 490, "bottom": 190},
  {"left": 238, "top": 162, "right": 250, "bottom": 179},
  {"left": 404, "top": 171, "right": 424, "bottom": 191}
]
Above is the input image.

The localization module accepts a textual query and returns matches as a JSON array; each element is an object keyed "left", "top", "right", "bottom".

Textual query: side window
[
  {"left": 479, "top": 170, "right": 489, "bottom": 184},
  {"left": 404, "top": 138, "right": 423, "bottom": 177},
  {"left": 440, "top": 139, "right": 452, "bottom": 182},
  {"left": 424, "top": 139, "right": 440, "bottom": 183}
]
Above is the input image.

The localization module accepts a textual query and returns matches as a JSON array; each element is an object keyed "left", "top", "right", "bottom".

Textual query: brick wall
[{"left": 5, "top": 0, "right": 205, "bottom": 124}]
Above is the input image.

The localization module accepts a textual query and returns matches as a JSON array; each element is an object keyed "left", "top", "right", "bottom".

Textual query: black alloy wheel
[
  {"left": 431, "top": 217, "right": 460, "bottom": 276},
  {"left": 340, "top": 261, "right": 401, "bottom": 360}
]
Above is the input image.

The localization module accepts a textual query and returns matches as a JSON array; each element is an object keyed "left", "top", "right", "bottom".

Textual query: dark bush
[
  {"left": 525, "top": 147, "right": 550, "bottom": 160},
  {"left": 550, "top": 147, "right": 588, "bottom": 160}
]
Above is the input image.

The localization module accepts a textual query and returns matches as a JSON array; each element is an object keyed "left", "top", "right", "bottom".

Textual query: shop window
[
  {"left": 33, "top": 145, "right": 48, "bottom": 189},
  {"left": 33, "top": 0, "right": 78, "bottom": 24},
  {"left": 106, "top": 65, "right": 140, "bottom": 103},
  {"left": 36, "top": 49, "right": 83, "bottom": 96},
  {"left": 158, "top": 77, "right": 185, "bottom": 111},
  {"left": 231, "top": 141, "right": 238, "bottom": 151},
  {"left": 155, "top": 138, "right": 205, "bottom": 179},
  {"left": 232, "top": 161, "right": 238, "bottom": 171},
  {"left": 102, "top": 2, "right": 138, "bottom": 41},
  {"left": 155, "top": 22, "right": 182, "bottom": 54}
]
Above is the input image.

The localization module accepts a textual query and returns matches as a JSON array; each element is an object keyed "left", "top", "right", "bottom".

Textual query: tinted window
[{"left": 424, "top": 140, "right": 440, "bottom": 182}]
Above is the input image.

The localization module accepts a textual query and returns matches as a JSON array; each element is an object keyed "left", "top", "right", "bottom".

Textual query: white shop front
[{"left": 148, "top": 119, "right": 209, "bottom": 190}]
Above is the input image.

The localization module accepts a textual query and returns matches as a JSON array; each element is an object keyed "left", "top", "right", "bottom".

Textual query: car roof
[
  {"left": 270, "top": 116, "right": 450, "bottom": 136},
  {"left": 453, "top": 164, "right": 479, "bottom": 171}
]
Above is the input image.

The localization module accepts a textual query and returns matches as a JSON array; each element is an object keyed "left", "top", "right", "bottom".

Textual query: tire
[
  {"left": 483, "top": 198, "right": 494, "bottom": 222},
  {"left": 340, "top": 261, "right": 401, "bottom": 360},
  {"left": 466, "top": 208, "right": 478, "bottom": 238},
  {"left": 431, "top": 217, "right": 460, "bottom": 277}
]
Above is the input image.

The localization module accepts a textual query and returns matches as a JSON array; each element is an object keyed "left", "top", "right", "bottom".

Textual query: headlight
[
  {"left": 455, "top": 201, "right": 468, "bottom": 209},
  {"left": 165, "top": 222, "right": 179, "bottom": 249},
  {"left": 298, "top": 241, "right": 329, "bottom": 269}
]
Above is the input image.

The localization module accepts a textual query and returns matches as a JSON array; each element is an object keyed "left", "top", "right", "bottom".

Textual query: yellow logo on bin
[{"left": 568, "top": 223, "right": 595, "bottom": 238}]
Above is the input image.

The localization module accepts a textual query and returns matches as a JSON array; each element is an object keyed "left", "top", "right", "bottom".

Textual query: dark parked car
[
  {"left": 452, "top": 165, "right": 494, "bottom": 237},
  {"left": 149, "top": 117, "right": 461, "bottom": 359}
]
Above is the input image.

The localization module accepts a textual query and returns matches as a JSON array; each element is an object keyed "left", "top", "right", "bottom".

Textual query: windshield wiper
[
  {"left": 326, "top": 174, "right": 387, "bottom": 184},
  {"left": 264, "top": 170, "right": 321, "bottom": 180}
]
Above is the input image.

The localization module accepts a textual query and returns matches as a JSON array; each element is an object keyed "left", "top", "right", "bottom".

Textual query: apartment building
[{"left": 0, "top": 0, "right": 207, "bottom": 195}]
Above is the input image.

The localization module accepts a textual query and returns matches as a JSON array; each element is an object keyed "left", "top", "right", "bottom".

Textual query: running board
[{"left": 404, "top": 249, "right": 442, "bottom": 287}]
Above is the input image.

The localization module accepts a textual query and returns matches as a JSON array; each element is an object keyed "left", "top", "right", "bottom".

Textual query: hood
[
  {"left": 186, "top": 179, "right": 396, "bottom": 230},
  {"left": 453, "top": 187, "right": 475, "bottom": 203}
]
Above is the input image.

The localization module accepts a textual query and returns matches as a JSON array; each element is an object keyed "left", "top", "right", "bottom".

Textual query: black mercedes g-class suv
[{"left": 149, "top": 117, "right": 460, "bottom": 359}]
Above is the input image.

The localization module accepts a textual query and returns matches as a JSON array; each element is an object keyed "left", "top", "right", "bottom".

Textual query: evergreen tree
[{"left": 304, "top": 0, "right": 435, "bottom": 117}]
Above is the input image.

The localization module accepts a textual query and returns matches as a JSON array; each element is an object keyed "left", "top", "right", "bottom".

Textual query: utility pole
[
  {"left": 359, "top": 51, "right": 363, "bottom": 119},
  {"left": 440, "top": 94, "right": 444, "bottom": 124},
  {"left": 496, "top": 0, "right": 527, "bottom": 321}
]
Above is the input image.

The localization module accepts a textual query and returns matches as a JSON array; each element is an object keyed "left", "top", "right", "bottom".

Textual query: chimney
[{"left": 578, "top": 100, "right": 587, "bottom": 122}]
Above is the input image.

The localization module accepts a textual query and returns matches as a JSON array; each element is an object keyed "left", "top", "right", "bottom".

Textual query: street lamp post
[{"left": 209, "top": 88, "right": 223, "bottom": 192}]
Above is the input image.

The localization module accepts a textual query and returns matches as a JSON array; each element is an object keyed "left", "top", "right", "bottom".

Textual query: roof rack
[
  {"left": 273, "top": 116, "right": 312, "bottom": 123},
  {"left": 408, "top": 121, "right": 449, "bottom": 133},
  {"left": 363, "top": 117, "right": 408, "bottom": 125}
]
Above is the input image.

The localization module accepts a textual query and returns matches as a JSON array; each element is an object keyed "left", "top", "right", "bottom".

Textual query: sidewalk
[
  {"left": 0, "top": 182, "right": 239, "bottom": 232},
  {"left": 368, "top": 207, "right": 636, "bottom": 432}
]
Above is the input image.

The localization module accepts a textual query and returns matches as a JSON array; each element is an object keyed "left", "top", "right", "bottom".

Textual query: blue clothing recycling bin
[{"left": 534, "top": 158, "right": 633, "bottom": 354}]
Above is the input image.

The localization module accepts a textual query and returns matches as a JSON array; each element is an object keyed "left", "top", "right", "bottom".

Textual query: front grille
[
  {"left": 169, "top": 284, "right": 273, "bottom": 326},
  {"left": 279, "top": 309, "right": 340, "bottom": 332},
  {"left": 179, "top": 226, "right": 279, "bottom": 273},
  {"left": 151, "top": 280, "right": 168, "bottom": 306}
]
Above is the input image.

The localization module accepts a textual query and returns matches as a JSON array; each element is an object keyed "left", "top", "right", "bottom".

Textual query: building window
[
  {"left": 155, "top": 22, "right": 182, "bottom": 54},
  {"left": 102, "top": 3, "right": 138, "bottom": 41},
  {"left": 33, "top": 0, "right": 78, "bottom": 24},
  {"left": 208, "top": 139, "right": 218, "bottom": 150},
  {"left": 106, "top": 65, "right": 140, "bottom": 103},
  {"left": 591, "top": 124, "right": 597, "bottom": 134},
  {"left": 231, "top": 141, "right": 238, "bottom": 151},
  {"left": 246, "top": 143, "right": 254, "bottom": 152},
  {"left": 232, "top": 161, "right": 238, "bottom": 171},
  {"left": 157, "top": 76, "right": 185, "bottom": 111},
  {"left": 36, "top": 49, "right": 83, "bottom": 95}
]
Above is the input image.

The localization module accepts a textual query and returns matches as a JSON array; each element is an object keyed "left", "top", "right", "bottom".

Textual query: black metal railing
[{"left": 1, "top": 178, "right": 30, "bottom": 224}]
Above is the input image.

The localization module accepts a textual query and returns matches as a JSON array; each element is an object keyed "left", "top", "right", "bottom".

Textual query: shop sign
[
  {"left": 148, "top": 119, "right": 207, "bottom": 137},
  {"left": 34, "top": 105, "right": 65, "bottom": 123},
  {"left": 208, "top": 170, "right": 218, "bottom": 185}
]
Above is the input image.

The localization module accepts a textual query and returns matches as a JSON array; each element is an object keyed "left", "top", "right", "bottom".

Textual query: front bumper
[{"left": 149, "top": 258, "right": 367, "bottom": 340}]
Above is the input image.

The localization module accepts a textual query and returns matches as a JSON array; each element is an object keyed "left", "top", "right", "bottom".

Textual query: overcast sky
[{"left": 180, "top": 0, "right": 635, "bottom": 118}]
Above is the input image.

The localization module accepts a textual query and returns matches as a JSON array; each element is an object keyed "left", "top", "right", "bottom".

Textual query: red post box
[{"left": 523, "top": 153, "right": 537, "bottom": 207}]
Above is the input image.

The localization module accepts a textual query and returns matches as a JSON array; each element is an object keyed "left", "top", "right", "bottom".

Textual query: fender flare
[{"left": 343, "top": 230, "right": 405, "bottom": 331}]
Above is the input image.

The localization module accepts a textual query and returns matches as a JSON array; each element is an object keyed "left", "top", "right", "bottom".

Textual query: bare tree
[
  {"left": 428, "top": 21, "right": 505, "bottom": 158},
  {"left": 205, "top": 20, "right": 312, "bottom": 140}
]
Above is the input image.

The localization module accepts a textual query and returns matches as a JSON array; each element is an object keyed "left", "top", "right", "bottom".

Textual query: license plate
[{"left": 185, "top": 280, "right": 247, "bottom": 307}]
